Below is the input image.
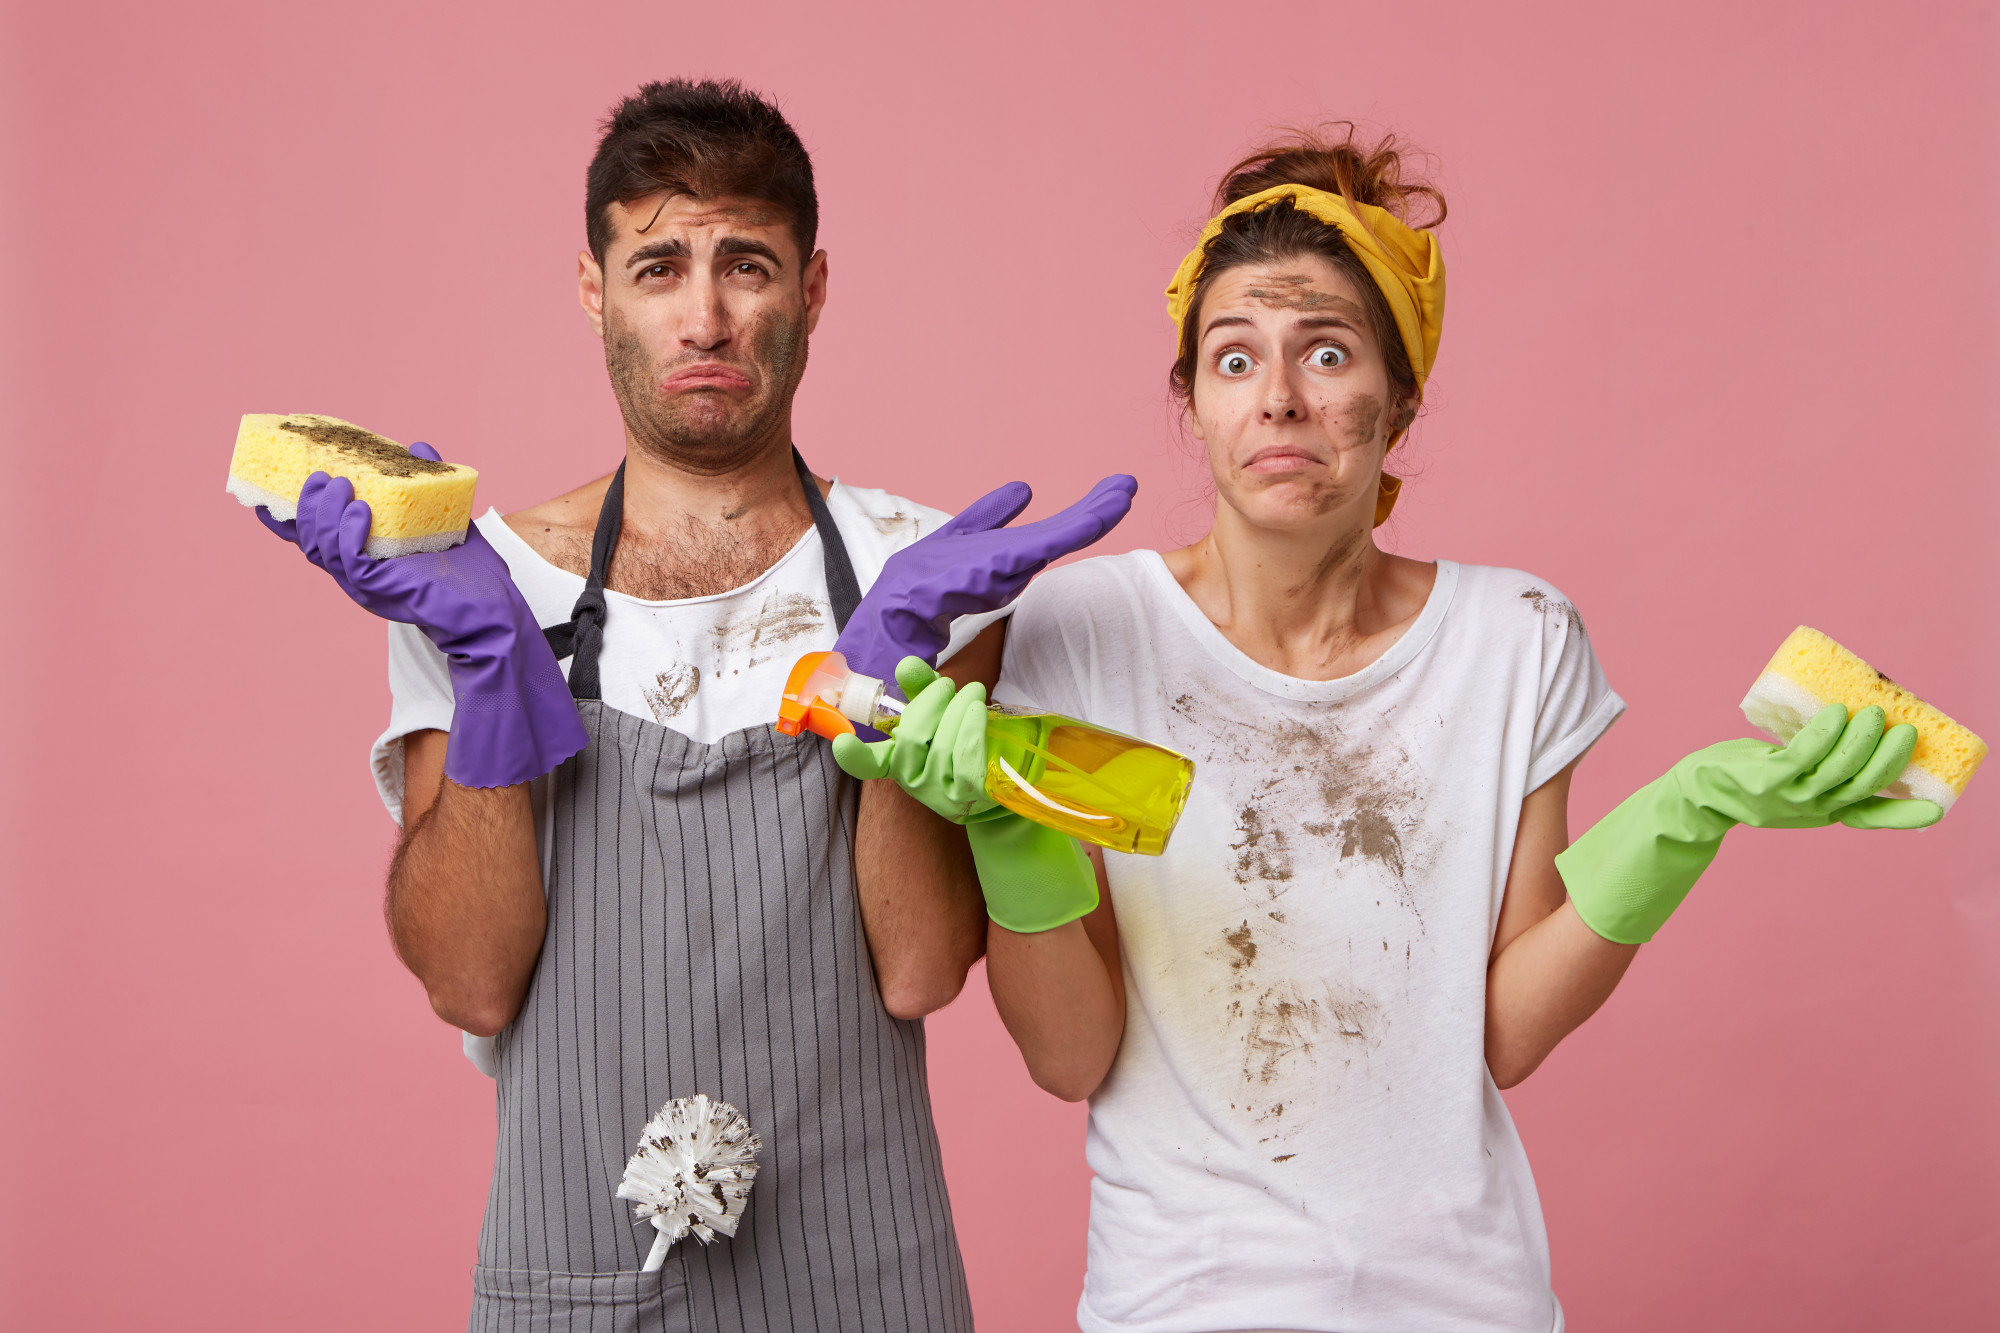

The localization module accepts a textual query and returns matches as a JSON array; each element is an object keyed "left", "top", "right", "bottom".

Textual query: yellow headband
[{"left": 1165, "top": 184, "right": 1445, "bottom": 524}]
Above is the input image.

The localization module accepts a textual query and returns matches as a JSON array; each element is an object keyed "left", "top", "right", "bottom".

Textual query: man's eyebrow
[
  {"left": 716, "top": 236, "right": 784, "bottom": 268},
  {"left": 624, "top": 238, "right": 691, "bottom": 268}
]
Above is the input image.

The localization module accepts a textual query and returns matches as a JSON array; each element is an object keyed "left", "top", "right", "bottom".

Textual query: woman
[{"left": 836, "top": 131, "right": 1937, "bottom": 1331}]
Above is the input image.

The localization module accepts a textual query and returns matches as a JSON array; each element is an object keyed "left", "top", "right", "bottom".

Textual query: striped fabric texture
[{"left": 472, "top": 703, "right": 973, "bottom": 1333}]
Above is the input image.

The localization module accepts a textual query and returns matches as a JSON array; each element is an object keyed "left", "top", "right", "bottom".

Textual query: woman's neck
[{"left": 1163, "top": 503, "right": 1436, "bottom": 682}]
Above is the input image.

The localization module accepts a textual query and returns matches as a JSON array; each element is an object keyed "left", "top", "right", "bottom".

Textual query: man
[{"left": 260, "top": 79, "right": 1132, "bottom": 1330}]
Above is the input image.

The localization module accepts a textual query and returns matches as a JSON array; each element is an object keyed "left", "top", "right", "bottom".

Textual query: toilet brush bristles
[{"left": 615, "top": 1094, "right": 762, "bottom": 1271}]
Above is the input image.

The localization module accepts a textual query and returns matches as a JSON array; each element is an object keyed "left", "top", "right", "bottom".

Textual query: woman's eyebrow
[
  {"left": 1295, "top": 315, "right": 1362, "bottom": 332},
  {"left": 1202, "top": 314, "right": 1254, "bottom": 339}
]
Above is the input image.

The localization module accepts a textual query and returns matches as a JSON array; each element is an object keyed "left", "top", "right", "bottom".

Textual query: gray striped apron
[{"left": 471, "top": 453, "right": 973, "bottom": 1333}]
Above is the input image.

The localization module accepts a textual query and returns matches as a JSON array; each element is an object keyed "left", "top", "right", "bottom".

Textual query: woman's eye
[
  {"left": 1219, "top": 352, "right": 1253, "bottom": 376},
  {"left": 1309, "top": 345, "right": 1349, "bottom": 369}
]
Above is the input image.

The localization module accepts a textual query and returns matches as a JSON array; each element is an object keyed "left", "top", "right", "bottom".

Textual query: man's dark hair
[{"left": 585, "top": 79, "right": 818, "bottom": 268}]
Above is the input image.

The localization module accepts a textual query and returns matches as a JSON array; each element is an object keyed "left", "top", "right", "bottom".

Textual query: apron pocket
[{"left": 472, "top": 1263, "right": 691, "bottom": 1333}]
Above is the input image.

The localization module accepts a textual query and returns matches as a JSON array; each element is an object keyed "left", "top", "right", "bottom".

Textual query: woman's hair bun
[{"left": 1217, "top": 124, "right": 1446, "bottom": 230}]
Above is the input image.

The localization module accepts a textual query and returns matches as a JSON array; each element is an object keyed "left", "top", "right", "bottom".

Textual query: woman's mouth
[
  {"left": 661, "top": 362, "right": 754, "bottom": 393},
  {"left": 1242, "top": 446, "right": 1322, "bottom": 475}
]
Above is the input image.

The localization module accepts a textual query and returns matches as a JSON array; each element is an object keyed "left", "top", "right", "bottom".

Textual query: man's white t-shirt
[
  {"left": 370, "top": 479, "right": 1004, "bottom": 1073},
  {"left": 995, "top": 553, "right": 1624, "bottom": 1333}
]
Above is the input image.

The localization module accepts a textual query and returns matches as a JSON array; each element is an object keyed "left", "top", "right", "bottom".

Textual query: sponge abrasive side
[
  {"left": 226, "top": 413, "right": 478, "bottom": 557},
  {"left": 1740, "top": 626, "right": 1986, "bottom": 812}
]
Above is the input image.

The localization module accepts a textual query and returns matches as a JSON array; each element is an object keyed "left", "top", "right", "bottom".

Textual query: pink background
[{"left": 4, "top": 2, "right": 1995, "bottom": 1328}]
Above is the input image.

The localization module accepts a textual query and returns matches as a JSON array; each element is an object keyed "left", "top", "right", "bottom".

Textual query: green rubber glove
[
  {"left": 832, "top": 657, "right": 997, "bottom": 822},
  {"left": 1556, "top": 704, "right": 1943, "bottom": 944},
  {"left": 831, "top": 656, "right": 1099, "bottom": 933},
  {"left": 964, "top": 813, "right": 1099, "bottom": 934}
]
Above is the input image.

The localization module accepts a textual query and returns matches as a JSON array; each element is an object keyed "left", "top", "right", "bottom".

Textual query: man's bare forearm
[
  {"left": 388, "top": 730, "right": 547, "bottom": 1035},
  {"left": 855, "top": 781, "right": 987, "bottom": 1019},
  {"left": 851, "top": 622, "right": 1007, "bottom": 1019}
]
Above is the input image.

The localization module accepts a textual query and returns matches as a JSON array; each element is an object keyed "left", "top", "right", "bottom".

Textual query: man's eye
[
  {"left": 1219, "top": 352, "right": 1253, "bottom": 376},
  {"left": 733, "top": 262, "right": 764, "bottom": 276},
  {"left": 1309, "top": 345, "right": 1349, "bottom": 369},
  {"left": 643, "top": 264, "right": 673, "bottom": 279}
]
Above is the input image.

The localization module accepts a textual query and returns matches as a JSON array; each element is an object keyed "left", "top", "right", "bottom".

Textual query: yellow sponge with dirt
[
  {"left": 226, "top": 413, "right": 477, "bottom": 557},
  {"left": 1740, "top": 626, "right": 1985, "bottom": 812}
]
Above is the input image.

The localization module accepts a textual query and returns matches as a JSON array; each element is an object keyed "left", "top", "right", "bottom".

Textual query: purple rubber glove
[
  {"left": 834, "top": 474, "right": 1137, "bottom": 679},
  {"left": 255, "top": 442, "right": 587, "bottom": 789}
]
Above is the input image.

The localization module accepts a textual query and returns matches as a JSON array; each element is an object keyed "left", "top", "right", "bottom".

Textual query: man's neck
[
  {"left": 503, "top": 426, "right": 824, "bottom": 601},
  {"left": 616, "top": 430, "right": 810, "bottom": 548}
]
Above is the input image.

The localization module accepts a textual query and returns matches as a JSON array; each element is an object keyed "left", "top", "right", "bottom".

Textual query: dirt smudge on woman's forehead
[{"left": 1240, "top": 274, "right": 1368, "bottom": 318}]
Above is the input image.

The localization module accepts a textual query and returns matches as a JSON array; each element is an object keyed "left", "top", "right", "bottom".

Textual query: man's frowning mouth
[{"left": 660, "top": 361, "right": 755, "bottom": 394}]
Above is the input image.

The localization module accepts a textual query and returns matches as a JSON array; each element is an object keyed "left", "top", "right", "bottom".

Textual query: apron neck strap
[
  {"left": 796, "top": 447, "right": 863, "bottom": 632},
  {"left": 544, "top": 449, "right": 862, "bottom": 702}
]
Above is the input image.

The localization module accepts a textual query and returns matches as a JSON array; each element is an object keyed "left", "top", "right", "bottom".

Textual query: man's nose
[{"left": 679, "top": 272, "right": 730, "bottom": 350}]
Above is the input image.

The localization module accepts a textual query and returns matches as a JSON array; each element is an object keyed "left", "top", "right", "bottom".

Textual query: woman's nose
[{"left": 1260, "top": 368, "right": 1301, "bottom": 420}]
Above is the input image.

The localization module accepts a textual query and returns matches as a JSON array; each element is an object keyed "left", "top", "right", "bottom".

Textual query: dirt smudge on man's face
[{"left": 604, "top": 297, "right": 807, "bottom": 475}]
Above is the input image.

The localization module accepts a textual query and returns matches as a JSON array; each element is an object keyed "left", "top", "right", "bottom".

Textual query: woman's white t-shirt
[{"left": 995, "top": 553, "right": 1624, "bottom": 1333}]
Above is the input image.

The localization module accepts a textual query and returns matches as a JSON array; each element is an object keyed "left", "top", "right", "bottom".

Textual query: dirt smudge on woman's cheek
[{"left": 1343, "top": 393, "right": 1384, "bottom": 449}]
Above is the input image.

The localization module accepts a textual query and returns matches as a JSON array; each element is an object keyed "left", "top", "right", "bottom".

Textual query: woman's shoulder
[
  {"left": 1445, "top": 562, "right": 1585, "bottom": 619},
  {"left": 1016, "top": 549, "right": 1164, "bottom": 617},
  {"left": 1436, "top": 562, "right": 1596, "bottom": 663}
]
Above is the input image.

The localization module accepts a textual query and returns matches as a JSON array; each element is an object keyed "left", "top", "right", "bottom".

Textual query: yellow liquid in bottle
[{"left": 980, "top": 707, "right": 1195, "bottom": 856}]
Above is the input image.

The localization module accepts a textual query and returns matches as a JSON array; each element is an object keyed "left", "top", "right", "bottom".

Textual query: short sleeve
[
  {"left": 1525, "top": 592, "right": 1625, "bottom": 792},
  {"left": 825, "top": 480, "right": 1014, "bottom": 667},
  {"left": 993, "top": 573, "right": 1091, "bottom": 719},
  {"left": 371, "top": 622, "right": 456, "bottom": 826}
]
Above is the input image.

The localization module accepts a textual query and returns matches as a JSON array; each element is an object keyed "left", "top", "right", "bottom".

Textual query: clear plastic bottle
[{"left": 776, "top": 650, "right": 1195, "bottom": 855}]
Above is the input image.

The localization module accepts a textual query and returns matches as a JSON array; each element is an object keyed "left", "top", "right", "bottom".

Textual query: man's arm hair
[
  {"left": 388, "top": 729, "right": 548, "bottom": 1035},
  {"left": 851, "top": 622, "right": 1004, "bottom": 1018}
]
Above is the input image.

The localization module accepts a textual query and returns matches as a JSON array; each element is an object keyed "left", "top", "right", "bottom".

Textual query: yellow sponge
[
  {"left": 226, "top": 413, "right": 478, "bottom": 557},
  {"left": 1740, "top": 626, "right": 1985, "bottom": 812}
]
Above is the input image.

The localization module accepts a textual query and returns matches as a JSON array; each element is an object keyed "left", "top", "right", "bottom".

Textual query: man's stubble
[{"left": 604, "top": 303, "right": 809, "bottom": 477}]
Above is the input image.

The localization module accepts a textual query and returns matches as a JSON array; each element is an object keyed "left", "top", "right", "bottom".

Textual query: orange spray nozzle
[{"left": 775, "top": 650, "right": 860, "bottom": 740}]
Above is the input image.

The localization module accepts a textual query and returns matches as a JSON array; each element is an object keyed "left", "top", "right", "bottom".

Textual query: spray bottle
[{"left": 776, "top": 650, "right": 1195, "bottom": 855}]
